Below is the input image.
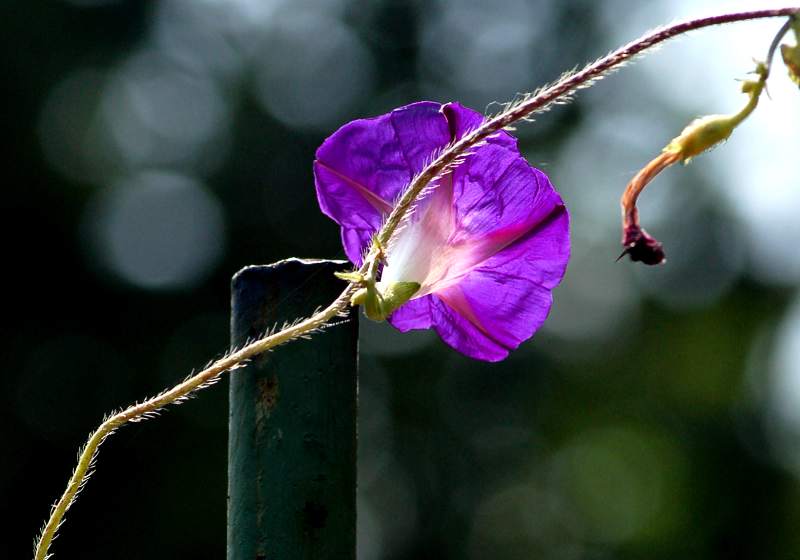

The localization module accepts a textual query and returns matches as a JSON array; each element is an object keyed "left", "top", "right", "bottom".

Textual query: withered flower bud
[{"left": 619, "top": 224, "right": 666, "bottom": 265}]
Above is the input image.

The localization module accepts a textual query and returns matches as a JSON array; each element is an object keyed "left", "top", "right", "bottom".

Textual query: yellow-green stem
[
  {"left": 34, "top": 283, "right": 357, "bottom": 560},
  {"left": 33, "top": 6, "right": 800, "bottom": 560}
]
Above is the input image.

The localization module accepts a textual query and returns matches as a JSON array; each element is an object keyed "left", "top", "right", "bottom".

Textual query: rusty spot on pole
[{"left": 257, "top": 375, "right": 279, "bottom": 414}]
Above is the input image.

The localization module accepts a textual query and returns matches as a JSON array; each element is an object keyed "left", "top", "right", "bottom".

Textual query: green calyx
[
  {"left": 334, "top": 239, "right": 420, "bottom": 322},
  {"left": 665, "top": 114, "right": 737, "bottom": 162},
  {"left": 350, "top": 281, "right": 421, "bottom": 322}
]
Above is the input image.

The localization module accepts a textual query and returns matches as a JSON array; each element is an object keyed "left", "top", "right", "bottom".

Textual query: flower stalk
[
  {"left": 619, "top": 64, "right": 769, "bottom": 264},
  {"left": 619, "top": 13, "right": 798, "bottom": 265},
  {"left": 34, "top": 7, "right": 800, "bottom": 559},
  {"left": 33, "top": 285, "right": 358, "bottom": 560}
]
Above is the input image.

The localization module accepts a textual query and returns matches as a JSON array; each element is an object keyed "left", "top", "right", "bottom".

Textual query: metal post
[{"left": 228, "top": 258, "right": 358, "bottom": 560}]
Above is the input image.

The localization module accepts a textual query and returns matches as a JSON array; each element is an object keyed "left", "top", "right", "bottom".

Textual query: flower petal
[
  {"left": 440, "top": 207, "right": 569, "bottom": 356},
  {"left": 467, "top": 200, "right": 571, "bottom": 291},
  {"left": 427, "top": 294, "right": 510, "bottom": 362},
  {"left": 386, "top": 296, "right": 433, "bottom": 332},
  {"left": 315, "top": 100, "right": 571, "bottom": 361},
  {"left": 340, "top": 228, "right": 374, "bottom": 266},
  {"left": 450, "top": 142, "right": 560, "bottom": 247},
  {"left": 384, "top": 134, "right": 566, "bottom": 297},
  {"left": 441, "top": 102, "right": 517, "bottom": 150},
  {"left": 388, "top": 207, "right": 569, "bottom": 361},
  {"left": 314, "top": 101, "right": 454, "bottom": 265}
]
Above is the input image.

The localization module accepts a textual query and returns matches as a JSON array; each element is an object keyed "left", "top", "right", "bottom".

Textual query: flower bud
[
  {"left": 782, "top": 43, "right": 800, "bottom": 86},
  {"left": 619, "top": 224, "right": 665, "bottom": 265},
  {"left": 665, "top": 114, "right": 737, "bottom": 162}
]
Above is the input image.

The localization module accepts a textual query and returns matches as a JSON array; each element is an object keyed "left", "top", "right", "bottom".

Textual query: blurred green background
[{"left": 4, "top": 0, "right": 800, "bottom": 558}]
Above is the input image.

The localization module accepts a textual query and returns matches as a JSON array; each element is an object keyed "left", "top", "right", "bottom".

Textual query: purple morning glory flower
[{"left": 314, "top": 101, "right": 569, "bottom": 361}]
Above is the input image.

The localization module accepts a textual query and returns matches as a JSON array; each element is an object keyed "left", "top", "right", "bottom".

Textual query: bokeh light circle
[
  {"left": 85, "top": 171, "right": 226, "bottom": 290},
  {"left": 251, "top": 13, "right": 375, "bottom": 130}
]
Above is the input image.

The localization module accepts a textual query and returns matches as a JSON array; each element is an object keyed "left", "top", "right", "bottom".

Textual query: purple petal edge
[
  {"left": 388, "top": 204, "right": 569, "bottom": 362},
  {"left": 314, "top": 100, "right": 571, "bottom": 361}
]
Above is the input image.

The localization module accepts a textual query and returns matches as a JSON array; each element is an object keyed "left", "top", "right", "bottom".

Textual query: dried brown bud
[{"left": 619, "top": 224, "right": 666, "bottom": 265}]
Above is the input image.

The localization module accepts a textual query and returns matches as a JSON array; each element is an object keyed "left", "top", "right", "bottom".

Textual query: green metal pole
[{"left": 227, "top": 258, "right": 358, "bottom": 560}]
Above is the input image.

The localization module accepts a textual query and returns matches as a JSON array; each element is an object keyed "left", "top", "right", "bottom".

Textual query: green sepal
[
  {"left": 335, "top": 271, "right": 364, "bottom": 283},
  {"left": 381, "top": 282, "right": 421, "bottom": 314},
  {"left": 350, "top": 287, "right": 368, "bottom": 307},
  {"left": 362, "top": 281, "right": 421, "bottom": 322}
]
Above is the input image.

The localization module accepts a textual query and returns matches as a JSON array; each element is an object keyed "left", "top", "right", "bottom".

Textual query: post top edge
[{"left": 232, "top": 258, "right": 350, "bottom": 284}]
